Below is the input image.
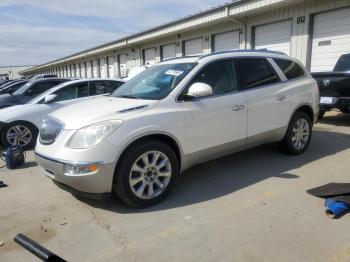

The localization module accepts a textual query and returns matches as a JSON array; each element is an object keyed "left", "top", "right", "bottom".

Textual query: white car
[
  {"left": 35, "top": 51, "right": 319, "bottom": 207},
  {"left": 0, "top": 78, "right": 124, "bottom": 149}
]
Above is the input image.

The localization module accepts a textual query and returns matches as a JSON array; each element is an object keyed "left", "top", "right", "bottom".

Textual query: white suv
[{"left": 35, "top": 51, "right": 319, "bottom": 207}]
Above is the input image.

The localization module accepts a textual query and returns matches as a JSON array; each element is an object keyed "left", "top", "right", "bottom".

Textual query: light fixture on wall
[
  {"left": 205, "top": 36, "right": 210, "bottom": 41},
  {"left": 177, "top": 34, "right": 181, "bottom": 39}
]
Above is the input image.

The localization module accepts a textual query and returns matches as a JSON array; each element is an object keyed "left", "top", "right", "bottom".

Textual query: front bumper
[
  {"left": 320, "top": 97, "right": 350, "bottom": 111},
  {"left": 35, "top": 152, "right": 116, "bottom": 197}
]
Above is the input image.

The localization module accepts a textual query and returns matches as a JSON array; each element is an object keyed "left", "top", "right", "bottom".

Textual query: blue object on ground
[{"left": 325, "top": 198, "right": 350, "bottom": 218}]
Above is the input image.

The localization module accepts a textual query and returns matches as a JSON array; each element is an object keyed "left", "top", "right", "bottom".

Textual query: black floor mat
[{"left": 307, "top": 183, "right": 350, "bottom": 198}]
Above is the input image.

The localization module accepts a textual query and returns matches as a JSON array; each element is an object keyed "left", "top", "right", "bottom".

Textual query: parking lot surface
[{"left": 1, "top": 111, "right": 350, "bottom": 262}]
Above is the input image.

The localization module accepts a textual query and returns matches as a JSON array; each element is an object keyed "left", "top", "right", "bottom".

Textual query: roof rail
[
  {"left": 199, "top": 49, "right": 287, "bottom": 59},
  {"left": 162, "top": 55, "right": 201, "bottom": 62}
]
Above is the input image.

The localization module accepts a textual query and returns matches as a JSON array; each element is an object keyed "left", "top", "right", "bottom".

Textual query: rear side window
[
  {"left": 235, "top": 58, "right": 280, "bottom": 89},
  {"left": 52, "top": 82, "right": 89, "bottom": 102},
  {"left": 89, "top": 81, "right": 123, "bottom": 95},
  {"left": 24, "top": 82, "right": 59, "bottom": 97},
  {"left": 334, "top": 55, "right": 350, "bottom": 72},
  {"left": 274, "top": 58, "right": 305, "bottom": 80}
]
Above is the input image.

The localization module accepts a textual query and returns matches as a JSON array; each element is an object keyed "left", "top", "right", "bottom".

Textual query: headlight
[{"left": 68, "top": 120, "right": 123, "bottom": 149}]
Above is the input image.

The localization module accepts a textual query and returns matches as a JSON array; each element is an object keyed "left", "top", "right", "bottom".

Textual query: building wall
[
  {"left": 1, "top": 65, "right": 35, "bottom": 79},
  {"left": 22, "top": 0, "right": 350, "bottom": 77}
]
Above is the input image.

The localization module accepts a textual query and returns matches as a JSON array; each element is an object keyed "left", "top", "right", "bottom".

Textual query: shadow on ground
[
  {"left": 319, "top": 112, "right": 350, "bottom": 127},
  {"left": 78, "top": 130, "right": 350, "bottom": 213}
]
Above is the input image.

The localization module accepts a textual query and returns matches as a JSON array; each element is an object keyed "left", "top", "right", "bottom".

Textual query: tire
[
  {"left": 279, "top": 112, "right": 312, "bottom": 155},
  {"left": 318, "top": 110, "right": 326, "bottom": 120},
  {"left": 113, "top": 140, "right": 179, "bottom": 207},
  {"left": 1, "top": 122, "right": 38, "bottom": 150}
]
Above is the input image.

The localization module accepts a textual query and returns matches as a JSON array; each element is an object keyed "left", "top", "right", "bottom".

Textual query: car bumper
[
  {"left": 35, "top": 152, "right": 116, "bottom": 198},
  {"left": 320, "top": 97, "right": 350, "bottom": 111}
]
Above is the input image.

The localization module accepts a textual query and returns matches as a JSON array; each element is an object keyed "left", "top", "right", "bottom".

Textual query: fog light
[{"left": 63, "top": 163, "right": 100, "bottom": 176}]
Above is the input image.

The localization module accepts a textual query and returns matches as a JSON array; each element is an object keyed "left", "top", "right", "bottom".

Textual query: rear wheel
[
  {"left": 279, "top": 112, "right": 312, "bottom": 155},
  {"left": 114, "top": 140, "right": 179, "bottom": 207},
  {"left": 1, "top": 122, "right": 38, "bottom": 150}
]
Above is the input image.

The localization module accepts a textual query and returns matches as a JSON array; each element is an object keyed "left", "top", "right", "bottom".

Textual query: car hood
[
  {"left": 49, "top": 96, "right": 159, "bottom": 129},
  {"left": 0, "top": 104, "right": 36, "bottom": 121}
]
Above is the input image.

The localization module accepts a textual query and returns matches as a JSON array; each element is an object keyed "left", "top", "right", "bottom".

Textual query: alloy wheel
[
  {"left": 291, "top": 118, "right": 310, "bottom": 151},
  {"left": 129, "top": 151, "right": 172, "bottom": 200},
  {"left": 7, "top": 125, "right": 32, "bottom": 147}
]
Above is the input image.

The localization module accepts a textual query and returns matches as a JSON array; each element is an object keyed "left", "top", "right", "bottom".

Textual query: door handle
[
  {"left": 277, "top": 95, "right": 287, "bottom": 101},
  {"left": 232, "top": 105, "right": 245, "bottom": 112}
]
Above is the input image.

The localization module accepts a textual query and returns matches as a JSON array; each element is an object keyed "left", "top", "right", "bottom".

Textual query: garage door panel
[
  {"left": 213, "top": 31, "right": 240, "bottom": 52},
  {"left": 184, "top": 38, "right": 203, "bottom": 56},
  {"left": 311, "top": 8, "right": 350, "bottom": 72},
  {"left": 144, "top": 48, "right": 156, "bottom": 65},
  {"left": 119, "top": 54, "right": 128, "bottom": 78},
  {"left": 99, "top": 58, "right": 107, "bottom": 78},
  {"left": 162, "top": 44, "right": 176, "bottom": 60},
  {"left": 254, "top": 20, "right": 291, "bottom": 56},
  {"left": 107, "top": 56, "right": 115, "bottom": 78}
]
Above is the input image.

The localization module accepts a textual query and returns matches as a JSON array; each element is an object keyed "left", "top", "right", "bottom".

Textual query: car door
[
  {"left": 38, "top": 82, "right": 89, "bottom": 120},
  {"left": 180, "top": 59, "right": 247, "bottom": 155},
  {"left": 234, "top": 57, "right": 290, "bottom": 139}
]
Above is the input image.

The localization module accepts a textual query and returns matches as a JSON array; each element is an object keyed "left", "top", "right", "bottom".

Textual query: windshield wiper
[{"left": 119, "top": 95, "right": 140, "bottom": 99}]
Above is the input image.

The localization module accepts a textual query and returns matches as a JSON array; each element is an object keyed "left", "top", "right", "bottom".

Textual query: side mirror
[
  {"left": 183, "top": 82, "right": 213, "bottom": 101},
  {"left": 44, "top": 94, "right": 57, "bottom": 104}
]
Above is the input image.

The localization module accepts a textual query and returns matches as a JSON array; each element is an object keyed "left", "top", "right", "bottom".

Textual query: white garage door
[
  {"left": 80, "top": 62, "right": 86, "bottom": 78},
  {"left": 184, "top": 38, "right": 203, "bottom": 56},
  {"left": 119, "top": 54, "right": 128, "bottom": 78},
  {"left": 254, "top": 20, "right": 292, "bottom": 55},
  {"left": 107, "top": 56, "right": 115, "bottom": 78},
  {"left": 75, "top": 64, "right": 80, "bottom": 77},
  {"left": 162, "top": 43, "right": 176, "bottom": 60},
  {"left": 99, "top": 58, "right": 107, "bottom": 78},
  {"left": 92, "top": 60, "right": 99, "bottom": 78},
  {"left": 86, "top": 61, "right": 92, "bottom": 78},
  {"left": 311, "top": 8, "right": 350, "bottom": 72},
  {"left": 213, "top": 31, "right": 240, "bottom": 52},
  {"left": 144, "top": 48, "right": 157, "bottom": 65}
]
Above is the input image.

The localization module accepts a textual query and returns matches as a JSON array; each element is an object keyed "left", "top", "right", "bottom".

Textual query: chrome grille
[{"left": 39, "top": 118, "right": 63, "bottom": 145}]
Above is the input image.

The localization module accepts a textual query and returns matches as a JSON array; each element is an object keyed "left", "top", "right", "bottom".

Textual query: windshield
[
  {"left": 13, "top": 82, "right": 32, "bottom": 95},
  {"left": 111, "top": 63, "right": 197, "bottom": 100},
  {"left": 334, "top": 55, "right": 350, "bottom": 72}
]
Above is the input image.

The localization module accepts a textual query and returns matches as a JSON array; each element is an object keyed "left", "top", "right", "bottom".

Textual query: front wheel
[
  {"left": 1, "top": 122, "right": 38, "bottom": 150},
  {"left": 279, "top": 112, "right": 312, "bottom": 155},
  {"left": 114, "top": 140, "right": 179, "bottom": 207}
]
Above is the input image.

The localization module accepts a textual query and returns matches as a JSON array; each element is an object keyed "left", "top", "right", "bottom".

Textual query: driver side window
[
  {"left": 52, "top": 82, "right": 89, "bottom": 102},
  {"left": 185, "top": 60, "right": 237, "bottom": 97}
]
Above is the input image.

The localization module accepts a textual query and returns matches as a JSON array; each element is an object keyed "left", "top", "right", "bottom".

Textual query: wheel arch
[
  {"left": 294, "top": 104, "right": 315, "bottom": 124},
  {"left": 3, "top": 120, "right": 39, "bottom": 132},
  {"left": 115, "top": 132, "right": 183, "bottom": 172}
]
